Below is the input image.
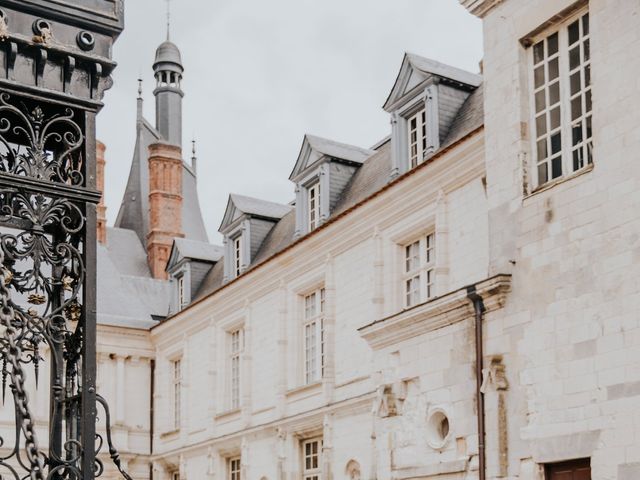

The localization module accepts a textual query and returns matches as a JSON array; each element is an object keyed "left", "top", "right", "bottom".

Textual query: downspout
[
  {"left": 149, "top": 359, "right": 155, "bottom": 480},
  {"left": 467, "top": 285, "right": 486, "bottom": 480}
]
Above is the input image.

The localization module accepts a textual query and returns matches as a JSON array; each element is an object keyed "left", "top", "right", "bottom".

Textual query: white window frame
[
  {"left": 407, "top": 108, "right": 427, "bottom": 168},
  {"left": 177, "top": 274, "right": 187, "bottom": 311},
  {"left": 402, "top": 232, "right": 435, "bottom": 308},
  {"left": 301, "top": 438, "right": 322, "bottom": 480},
  {"left": 529, "top": 9, "right": 592, "bottom": 189},
  {"left": 233, "top": 235, "right": 243, "bottom": 278},
  {"left": 307, "top": 182, "right": 321, "bottom": 231},
  {"left": 303, "top": 288, "right": 325, "bottom": 385},
  {"left": 228, "top": 456, "right": 241, "bottom": 480},
  {"left": 228, "top": 328, "right": 243, "bottom": 410},
  {"left": 171, "top": 359, "right": 182, "bottom": 430}
]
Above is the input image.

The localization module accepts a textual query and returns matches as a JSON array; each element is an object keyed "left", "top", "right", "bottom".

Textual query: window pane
[
  {"left": 550, "top": 107, "right": 561, "bottom": 130},
  {"left": 547, "top": 33, "right": 559, "bottom": 55},
  {"left": 568, "top": 20, "right": 580, "bottom": 45},
  {"left": 549, "top": 81, "right": 560, "bottom": 105},
  {"left": 585, "top": 65, "right": 591, "bottom": 87},
  {"left": 583, "top": 39, "right": 590, "bottom": 62},
  {"left": 537, "top": 163, "right": 548, "bottom": 185},
  {"left": 536, "top": 114, "right": 547, "bottom": 136},
  {"left": 551, "top": 132, "right": 562, "bottom": 154},
  {"left": 533, "top": 41, "right": 545, "bottom": 64},
  {"left": 551, "top": 156, "right": 562, "bottom": 179},
  {"left": 582, "top": 13, "right": 589, "bottom": 35},
  {"left": 570, "top": 72, "right": 581, "bottom": 95},
  {"left": 534, "top": 66, "right": 545, "bottom": 88},
  {"left": 571, "top": 97, "right": 582, "bottom": 120},
  {"left": 537, "top": 139, "right": 548, "bottom": 160},
  {"left": 585, "top": 90, "right": 592, "bottom": 113},
  {"left": 535, "top": 90, "right": 546, "bottom": 112},
  {"left": 548, "top": 58, "right": 559, "bottom": 80},
  {"left": 572, "top": 123, "right": 583, "bottom": 146},
  {"left": 573, "top": 148, "right": 584, "bottom": 171},
  {"left": 569, "top": 46, "right": 580, "bottom": 70}
]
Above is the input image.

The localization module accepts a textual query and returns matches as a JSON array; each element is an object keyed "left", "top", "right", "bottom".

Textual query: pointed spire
[
  {"left": 136, "top": 78, "right": 143, "bottom": 121},
  {"left": 191, "top": 138, "right": 197, "bottom": 175},
  {"left": 166, "top": 0, "right": 171, "bottom": 41}
]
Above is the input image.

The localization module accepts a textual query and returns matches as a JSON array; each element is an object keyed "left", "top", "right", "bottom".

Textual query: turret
[{"left": 153, "top": 40, "right": 184, "bottom": 146}]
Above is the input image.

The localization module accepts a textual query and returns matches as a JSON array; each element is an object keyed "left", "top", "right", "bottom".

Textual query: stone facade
[{"left": 4, "top": 1, "right": 635, "bottom": 479}]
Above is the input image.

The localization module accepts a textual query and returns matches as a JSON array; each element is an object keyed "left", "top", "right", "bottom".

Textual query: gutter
[{"left": 467, "top": 285, "right": 486, "bottom": 480}]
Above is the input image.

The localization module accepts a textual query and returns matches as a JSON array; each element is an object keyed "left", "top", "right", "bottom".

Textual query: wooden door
[{"left": 546, "top": 459, "right": 591, "bottom": 480}]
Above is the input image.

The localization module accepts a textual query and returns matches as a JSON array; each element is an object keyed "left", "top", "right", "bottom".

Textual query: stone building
[{"left": 10, "top": 0, "right": 637, "bottom": 478}]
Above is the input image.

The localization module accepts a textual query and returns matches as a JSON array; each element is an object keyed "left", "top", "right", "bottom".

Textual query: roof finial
[
  {"left": 191, "top": 138, "right": 197, "bottom": 175},
  {"left": 137, "top": 78, "right": 143, "bottom": 99},
  {"left": 166, "top": 0, "right": 171, "bottom": 41}
]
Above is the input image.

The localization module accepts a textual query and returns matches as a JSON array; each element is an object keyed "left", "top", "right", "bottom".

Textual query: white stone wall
[
  {"left": 151, "top": 133, "right": 488, "bottom": 479},
  {"left": 478, "top": 0, "right": 640, "bottom": 478}
]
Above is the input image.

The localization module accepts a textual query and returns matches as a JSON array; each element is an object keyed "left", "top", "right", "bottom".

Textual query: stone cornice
[
  {"left": 459, "top": 0, "right": 504, "bottom": 18},
  {"left": 359, "top": 274, "right": 511, "bottom": 350}
]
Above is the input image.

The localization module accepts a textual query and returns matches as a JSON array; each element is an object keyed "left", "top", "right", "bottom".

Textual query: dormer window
[
  {"left": 383, "top": 53, "right": 481, "bottom": 179},
  {"left": 307, "top": 182, "right": 321, "bottom": 231},
  {"left": 233, "top": 235, "right": 243, "bottom": 278},
  {"left": 408, "top": 108, "right": 427, "bottom": 168},
  {"left": 290, "top": 135, "right": 374, "bottom": 238}
]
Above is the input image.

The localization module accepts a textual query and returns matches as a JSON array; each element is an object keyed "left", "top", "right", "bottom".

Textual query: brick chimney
[
  {"left": 147, "top": 141, "right": 183, "bottom": 279},
  {"left": 96, "top": 140, "right": 107, "bottom": 244}
]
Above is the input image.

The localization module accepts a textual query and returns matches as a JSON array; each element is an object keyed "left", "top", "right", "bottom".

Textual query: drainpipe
[
  {"left": 467, "top": 285, "right": 486, "bottom": 480},
  {"left": 149, "top": 359, "right": 155, "bottom": 480}
]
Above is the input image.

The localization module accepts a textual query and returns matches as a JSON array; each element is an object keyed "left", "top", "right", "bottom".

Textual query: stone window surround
[
  {"left": 390, "top": 81, "right": 440, "bottom": 179},
  {"left": 215, "top": 315, "right": 246, "bottom": 416},
  {"left": 168, "top": 262, "right": 191, "bottom": 314},
  {"left": 295, "top": 165, "right": 330, "bottom": 238},
  {"left": 223, "top": 219, "right": 251, "bottom": 282},
  {"left": 288, "top": 271, "right": 327, "bottom": 392},
  {"left": 385, "top": 209, "right": 439, "bottom": 314}
]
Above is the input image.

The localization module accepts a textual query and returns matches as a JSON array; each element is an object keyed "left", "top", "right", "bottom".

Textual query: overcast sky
[{"left": 97, "top": 0, "right": 483, "bottom": 244}]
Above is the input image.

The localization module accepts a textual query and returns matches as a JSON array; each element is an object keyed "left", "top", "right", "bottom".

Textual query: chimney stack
[
  {"left": 96, "top": 140, "right": 107, "bottom": 244},
  {"left": 147, "top": 141, "right": 183, "bottom": 279}
]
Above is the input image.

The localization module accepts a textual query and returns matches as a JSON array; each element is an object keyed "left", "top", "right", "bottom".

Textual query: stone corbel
[{"left": 35, "top": 48, "right": 47, "bottom": 86}]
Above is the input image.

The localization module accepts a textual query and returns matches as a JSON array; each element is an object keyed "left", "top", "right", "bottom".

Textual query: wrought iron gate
[{"left": 0, "top": 1, "right": 127, "bottom": 478}]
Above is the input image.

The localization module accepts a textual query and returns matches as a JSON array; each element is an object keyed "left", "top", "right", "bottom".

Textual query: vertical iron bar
[{"left": 81, "top": 111, "right": 98, "bottom": 479}]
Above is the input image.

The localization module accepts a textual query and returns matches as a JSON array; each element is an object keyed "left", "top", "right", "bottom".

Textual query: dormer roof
[
  {"left": 383, "top": 53, "right": 482, "bottom": 112},
  {"left": 289, "top": 134, "right": 375, "bottom": 182},
  {"left": 219, "top": 194, "right": 292, "bottom": 233},
  {"left": 167, "top": 238, "right": 224, "bottom": 271}
]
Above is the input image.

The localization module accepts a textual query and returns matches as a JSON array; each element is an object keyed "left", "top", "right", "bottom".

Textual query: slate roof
[
  {"left": 193, "top": 85, "right": 484, "bottom": 304},
  {"left": 172, "top": 238, "right": 224, "bottom": 263},
  {"left": 97, "top": 227, "right": 169, "bottom": 328},
  {"left": 114, "top": 116, "right": 208, "bottom": 244}
]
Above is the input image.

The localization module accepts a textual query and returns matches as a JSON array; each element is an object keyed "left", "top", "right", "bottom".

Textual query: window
[
  {"left": 407, "top": 108, "right": 427, "bottom": 168},
  {"left": 545, "top": 458, "right": 590, "bottom": 480},
  {"left": 171, "top": 472, "right": 180, "bottom": 480},
  {"left": 403, "top": 233, "right": 435, "bottom": 307},
  {"left": 531, "top": 11, "right": 592, "bottom": 187},
  {"left": 229, "top": 328, "right": 243, "bottom": 410},
  {"left": 172, "top": 359, "right": 182, "bottom": 430},
  {"left": 308, "top": 182, "right": 321, "bottom": 231},
  {"left": 302, "top": 438, "right": 322, "bottom": 480},
  {"left": 228, "top": 457, "right": 241, "bottom": 480},
  {"left": 303, "top": 288, "right": 325, "bottom": 384},
  {"left": 233, "top": 236, "right": 243, "bottom": 278},
  {"left": 177, "top": 275, "right": 187, "bottom": 311}
]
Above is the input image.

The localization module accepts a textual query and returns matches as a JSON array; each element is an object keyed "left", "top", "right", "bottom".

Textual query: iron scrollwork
[{"left": 0, "top": 92, "right": 131, "bottom": 479}]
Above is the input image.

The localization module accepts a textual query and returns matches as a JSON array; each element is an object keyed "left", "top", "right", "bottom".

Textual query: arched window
[{"left": 345, "top": 460, "right": 361, "bottom": 480}]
